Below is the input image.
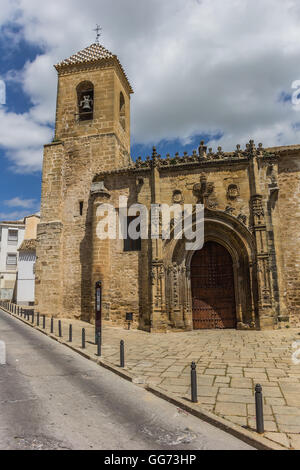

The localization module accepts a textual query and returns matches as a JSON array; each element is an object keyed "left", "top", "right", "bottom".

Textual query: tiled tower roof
[
  {"left": 55, "top": 43, "right": 133, "bottom": 93},
  {"left": 55, "top": 43, "right": 114, "bottom": 67}
]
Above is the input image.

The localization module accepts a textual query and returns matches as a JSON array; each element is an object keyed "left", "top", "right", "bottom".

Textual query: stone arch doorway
[
  {"left": 191, "top": 241, "right": 236, "bottom": 329},
  {"left": 164, "top": 209, "right": 258, "bottom": 330}
]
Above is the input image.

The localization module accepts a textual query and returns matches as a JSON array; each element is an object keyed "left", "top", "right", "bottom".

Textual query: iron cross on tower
[{"left": 93, "top": 25, "right": 102, "bottom": 44}]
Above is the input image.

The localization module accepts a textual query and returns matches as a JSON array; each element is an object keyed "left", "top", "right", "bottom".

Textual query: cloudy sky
[{"left": 1, "top": 0, "right": 300, "bottom": 219}]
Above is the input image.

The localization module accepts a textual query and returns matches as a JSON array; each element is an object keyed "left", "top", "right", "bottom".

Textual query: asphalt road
[{"left": 0, "top": 309, "right": 253, "bottom": 450}]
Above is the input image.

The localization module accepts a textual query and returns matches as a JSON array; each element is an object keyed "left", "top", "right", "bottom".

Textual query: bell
[{"left": 81, "top": 95, "right": 92, "bottom": 110}]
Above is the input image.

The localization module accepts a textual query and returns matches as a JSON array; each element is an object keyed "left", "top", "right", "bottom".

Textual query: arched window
[
  {"left": 119, "top": 92, "right": 126, "bottom": 130},
  {"left": 77, "top": 81, "right": 94, "bottom": 121}
]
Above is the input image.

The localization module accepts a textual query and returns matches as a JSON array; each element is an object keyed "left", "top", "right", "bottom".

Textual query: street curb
[
  {"left": 145, "top": 386, "right": 286, "bottom": 451},
  {"left": 0, "top": 307, "right": 289, "bottom": 451}
]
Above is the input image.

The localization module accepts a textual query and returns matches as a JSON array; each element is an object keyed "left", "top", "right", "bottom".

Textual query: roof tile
[{"left": 55, "top": 43, "right": 114, "bottom": 68}]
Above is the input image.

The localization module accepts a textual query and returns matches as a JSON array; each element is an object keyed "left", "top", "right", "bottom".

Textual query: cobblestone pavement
[{"left": 8, "top": 311, "right": 300, "bottom": 450}]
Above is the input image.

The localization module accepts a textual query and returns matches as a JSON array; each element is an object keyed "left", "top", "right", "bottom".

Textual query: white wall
[
  {"left": 0, "top": 223, "right": 25, "bottom": 300},
  {"left": 16, "top": 252, "right": 36, "bottom": 304}
]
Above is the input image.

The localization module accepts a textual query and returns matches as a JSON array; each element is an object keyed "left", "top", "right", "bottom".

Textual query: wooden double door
[{"left": 191, "top": 241, "right": 236, "bottom": 330}]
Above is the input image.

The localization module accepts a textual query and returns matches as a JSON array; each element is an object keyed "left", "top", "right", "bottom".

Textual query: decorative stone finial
[{"left": 198, "top": 140, "right": 207, "bottom": 156}]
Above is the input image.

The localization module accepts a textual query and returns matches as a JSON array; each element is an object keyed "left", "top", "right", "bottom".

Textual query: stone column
[
  {"left": 149, "top": 149, "right": 168, "bottom": 331},
  {"left": 251, "top": 194, "right": 275, "bottom": 329}
]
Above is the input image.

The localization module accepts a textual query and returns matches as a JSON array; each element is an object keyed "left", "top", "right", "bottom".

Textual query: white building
[
  {"left": 16, "top": 214, "right": 40, "bottom": 306},
  {"left": 0, "top": 220, "right": 25, "bottom": 300}
]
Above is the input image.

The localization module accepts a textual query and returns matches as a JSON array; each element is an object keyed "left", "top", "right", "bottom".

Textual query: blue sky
[
  {"left": 0, "top": 0, "right": 300, "bottom": 221},
  {"left": 0, "top": 35, "right": 44, "bottom": 220}
]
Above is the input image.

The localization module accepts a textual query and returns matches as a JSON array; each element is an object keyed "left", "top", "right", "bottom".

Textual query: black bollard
[
  {"left": 51, "top": 317, "right": 54, "bottom": 334},
  {"left": 96, "top": 332, "right": 101, "bottom": 357},
  {"left": 82, "top": 328, "right": 86, "bottom": 349},
  {"left": 120, "top": 340, "right": 125, "bottom": 368},
  {"left": 43, "top": 315, "right": 46, "bottom": 329},
  {"left": 37, "top": 312, "right": 40, "bottom": 326},
  {"left": 69, "top": 324, "right": 72, "bottom": 343},
  {"left": 58, "top": 320, "right": 62, "bottom": 338},
  {"left": 32, "top": 311, "right": 34, "bottom": 324},
  {"left": 255, "top": 384, "right": 264, "bottom": 434},
  {"left": 191, "top": 362, "right": 198, "bottom": 403}
]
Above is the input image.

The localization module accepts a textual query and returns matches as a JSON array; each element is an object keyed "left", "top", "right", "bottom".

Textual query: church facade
[{"left": 34, "top": 43, "right": 300, "bottom": 332}]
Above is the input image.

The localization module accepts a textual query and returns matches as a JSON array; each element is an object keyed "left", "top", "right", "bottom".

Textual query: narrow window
[
  {"left": 124, "top": 216, "right": 141, "bottom": 252},
  {"left": 77, "top": 81, "right": 94, "bottom": 122},
  {"left": 119, "top": 92, "right": 126, "bottom": 130},
  {"left": 79, "top": 201, "right": 84, "bottom": 216}
]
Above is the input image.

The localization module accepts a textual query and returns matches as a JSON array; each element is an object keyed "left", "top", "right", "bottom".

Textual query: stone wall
[{"left": 278, "top": 152, "right": 300, "bottom": 326}]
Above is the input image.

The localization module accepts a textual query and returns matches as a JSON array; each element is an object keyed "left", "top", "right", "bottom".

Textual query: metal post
[
  {"left": 37, "top": 312, "right": 40, "bottom": 326},
  {"left": 255, "top": 384, "right": 264, "bottom": 434},
  {"left": 43, "top": 315, "right": 46, "bottom": 329},
  {"left": 191, "top": 362, "right": 198, "bottom": 403},
  {"left": 95, "top": 281, "right": 102, "bottom": 346},
  {"left": 58, "top": 320, "right": 62, "bottom": 338},
  {"left": 51, "top": 317, "right": 54, "bottom": 334},
  {"left": 32, "top": 311, "right": 34, "bottom": 324},
  {"left": 69, "top": 324, "right": 72, "bottom": 343},
  {"left": 120, "top": 340, "right": 125, "bottom": 368},
  {"left": 82, "top": 328, "right": 86, "bottom": 349},
  {"left": 96, "top": 331, "right": 101, "bottom": 357}
]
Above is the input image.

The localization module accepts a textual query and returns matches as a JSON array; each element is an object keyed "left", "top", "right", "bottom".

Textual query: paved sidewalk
[{"left": 4, "top": 308, "right": 300, "bottom": 450}]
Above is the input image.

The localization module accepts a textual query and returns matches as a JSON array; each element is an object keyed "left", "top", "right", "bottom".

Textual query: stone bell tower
[{"left": 35, "top": 43, "right": 133, "bottom": 320}]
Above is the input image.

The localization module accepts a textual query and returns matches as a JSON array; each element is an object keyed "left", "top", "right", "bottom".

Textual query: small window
[
  {"left": 8, "top": 230, "right": 18, "bottom": 245},
  {"left": 119, "top": 92, "right": 126, "bottom": 130},
  {"left": 77, "top": 81, "right": 94, "bottom": 122},
  {"left": 124, "top": 216, "right": 141, "bottom": 252},
  {"left": 7, "top": 253, "right": 17, "bottom": 269},
  {"left": 79, "top": 201, "right": 84, "bottom": 216}
]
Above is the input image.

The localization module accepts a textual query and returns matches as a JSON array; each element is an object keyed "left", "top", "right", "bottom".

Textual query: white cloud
[
  {"left": 0, "top": 210, "right": 30, "bottom": 221},
  {"left": 4, "top": 197, "right": 37, "bottom": 208},
  {"left": 1, "top": 0, "right": 300, "bottom": 172},
  {"left": 0, "top": 108, "right": 53, "bottom": 172}
]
